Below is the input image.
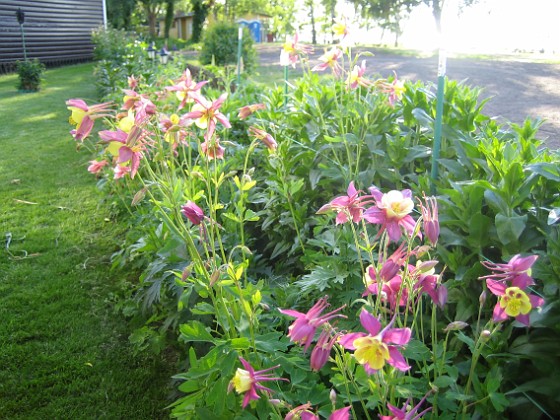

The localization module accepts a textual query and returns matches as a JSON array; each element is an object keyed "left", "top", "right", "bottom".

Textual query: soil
[{"left": 255, "top": 44, "right": 560, "bottom": 149}]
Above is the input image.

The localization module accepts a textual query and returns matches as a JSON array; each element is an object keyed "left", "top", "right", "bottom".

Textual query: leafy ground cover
[{"left": 0, "top": 64, "right": 175, "bottom": 418}]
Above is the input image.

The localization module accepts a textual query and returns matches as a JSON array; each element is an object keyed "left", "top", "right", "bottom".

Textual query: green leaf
[
  {"left": 495, "top": 213, "right": 527, "bottom": 245},
  {"left": 490, "top": 392, "right": 509, "bottom": 412},
  {"left": 401, "top": 338, "right": 431, "bottom": 362},
  {"left": 434, "top": 375, "right": 455, "bottom": 389},
  {"left": 243, "top": 209, "right": 260, "bottom": 222},
  {"left": 179, "top": 321, "right": 215, "bottom": 343},
  {"left": 412, "top": 107, "right": 434, "bottom": 127},
  {"left": 526, "top": 162, "right": 560, "bottom": 182},
  {"left": 222, "top": 212, "right": 241, "bottom": 223},
  {"left": 255, "top": 332, "right": 290, "bottom": 353},
  {"left": 548, "top": 208, "right": 560, "bottom": 225}
]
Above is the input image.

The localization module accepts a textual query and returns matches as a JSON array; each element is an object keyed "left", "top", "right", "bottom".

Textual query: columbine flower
[
  {"left": 99, "top": 125, "right": 150, "bottom": 179},
  {"left": 228, "top": 357, "right": 288, "bottom": 409},
  {"left": 279, "top": 297, "right": 346, "bottom": 352},
  {"left": 377, "top": 72, "right": 405, "bottom": 106},
  {"left": 160, "top": 113, "right": 189, "bottom": 148},
  {"left": 113, "top": 164, "right": 130, "bottom": 179},
  {"left": 285, "top": 403, "right": 319, "bottom": 420},
  {"left": 480, "top": 254, "right": 538, "bottom": 285},
  {"left": 330, "top": 407, "right": 351, "bottom": 420},
  {"left": 181, "top": 93, "right": 231, "bottom": 141},
  {"left": 486, "top": 277, "right": 544, "bottom": 326},
  {"left": 181, "top": 201, "right": 205, "bottom": 225},
  {"left": 310, "top": 328, "right": 340, "bottom": 371},
  {"left": 238, "top": 103, "right": 266, "bottom": 119},
  {"left": 339, "top": 310, "right": 411, "bottom": 374},
  {"left": 121, "top": 90, "right": 156, "bottom": 121},
  {"left": 87, "top": 159, "right": 108, "bottom": 174},
  {"left": 317, "top": 182, "right": 372, "bottom": 225},
  {"left": 419, "top": 194, "right": 439, "bottom": 246},
  {"left": 332, "top": 16, "right": 353, "bottom": 48},
  {"left": 165, "top": 68, "right": 208, "bottom": 110},
  {"left": 249, "top": 126, "right": 277, "bottom": 151},
  {"left": 312, "top": 47, "right": 343, "bottom": 77},
  {"left": 379, "top": 395, "right": 432, "bottom": 420},
  {"left": 200, "top": 137, "right": 225, "bottom": 160},
  {"left": 280, "top": 32, "right": 313, "bottom": 68},
  {"left": 411, "top": 262, "right": 447, "bottom": 309},
  {"left": 66, "top": 99, "right": 113, "bottom": 142},
  {"left": 347, "top": 60, "right": 371, "bottom": 90},
  {"left": 127, "top": 75, "right": 139, "bottom": 90},
  {"left": 363, "top": 187, "right": 417, "bottom": 243}
]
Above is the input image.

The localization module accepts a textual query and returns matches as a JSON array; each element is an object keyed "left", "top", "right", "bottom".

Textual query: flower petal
[
  {"left": 359, "top": 309, "right": 381, "bottom": 336},
  {"left": 388, "top": 347, "right": 410, "bottom": 371}
]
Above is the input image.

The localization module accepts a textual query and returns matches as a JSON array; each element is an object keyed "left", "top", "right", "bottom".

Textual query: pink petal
[
  {"left": 383, "top": 327, "right": 411, "bottom": 345},
  {"left": 387, "top": 222, "right": 402, "bottom": 242},
  {"left": 75, "top": 116, "right": 94, "bottom": 141},
  {"left": 515, "top": 313, "right": 530, "bottom": 327},
  {"left": 118, "top": 147, "right": 133, "bottom": 163},
  {"left": 529, "top": 294, "right": 544, "bottom": 309},
  {"left": 388, "top": 347, "right": 410, "bottom": 371},
  {"left": 492, "top": 303, "right": 509, "bottom": 322},
  {"left": 216, "top": 112, "right": 231, "bottom": 128},
  {"left": 347, "top": 181, "right": 357, "bottom": 197},
  {"left": 359, "top": 309, "right": 381, "bottom": 336},
  {"left": 278, "top": 309, "right": 305, "bottom": 318},
  {"left": 338, "top": 332, "right": 365, "bottom": 350},
  {"left": 486, "top": 279, "right": 507, "bottom": 296},
  {"left": 511, "top": 273, "right": 535, "bottom": 289},
  {"left": 66, "top": 98, "right": 88, "bottom": 110}
]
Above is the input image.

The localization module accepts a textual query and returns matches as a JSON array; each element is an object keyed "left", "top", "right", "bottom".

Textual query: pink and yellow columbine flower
[
  {"left": 238, "top": 103, "right": 266, "bottom": 120},
  {"left": 339, "top": 310, "right": 411, "bottom": 374},
  {"left": 200, "top": 137, "right": 225, "bottom": 160},
  {"left": 165, "top": 68, "right": 208, "bottom": 110},
  {"left": 486, "top": 274, "right": 544, "bottom": 327},
  {"left": 312, "top": 47, "right": 343, "bottom": 77},
  {"left": 181, "top": 201, "right": 205, "bottom": 225},
  {"left": 122, "top": 90, "right": 156, "bottom": 121},
  {"left": 347, "top": 60, "right": 371, "bottom": 90},
  {"left": 285, "top": 403, "right": 318, "bottom": 420},
  {"left": 280, "top": 32, "right": 313, "bottom": 68},
  {"left": 181, "top": 93, "right": 231, "bottom": 141},
  {"left": 87, "top": 159, "right": 108, "bottom": 175},
  {"left": 317, "top": 181, "right": 373, "bottom": 225},
  {"left": 66, "top": 99, "right": 113, "bottom": 142},
  {"left": 249, "top": 126, "right": 277, "bottom": 151},
  {"left": 379, "top": 394, "right": 432, "bottom": 420},
  {"left": 99, "top": 125, "right": 150, "bottom": 179},
  {"left": 310, "top": 327, "right": 341, "bottom": 371},
  {"left": 332, "top": 16, "right": 353, "bottom": 48},
  {"left": 279, "top": 297, "right": 346, "bottom": 352},
  {"left": 160, "top": 113, "right": 189, "bottom": 148},
  {"left": 410, "top": 262, "right": 447, "bottom": 309},
  {"left": 377, "top": 72, "right": 405, "bottom": 106},
  {"left": 363, "top": 187, "right": 418, "bottom": 243},
  {"left": 228, "top": 357, "right": 288, "bottom": 409}
]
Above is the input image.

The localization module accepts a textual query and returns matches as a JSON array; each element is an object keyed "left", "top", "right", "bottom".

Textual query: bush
[
  {"left": 16, "top": 59, "right": 45, "bottom": 91},
  {"left": 200, "top": 22, "right": 256, "bottom": 73}
]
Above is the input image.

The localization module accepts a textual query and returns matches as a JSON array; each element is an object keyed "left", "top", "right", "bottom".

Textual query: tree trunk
[
  {"left": 164, "top": 1, "right": 174, "bottom": 39},
  {"left": 431, "top": 0, "right": 443, "bottom": 35},
  {"left": 308, "top": 1, "right": 317, "bottom": 44}
]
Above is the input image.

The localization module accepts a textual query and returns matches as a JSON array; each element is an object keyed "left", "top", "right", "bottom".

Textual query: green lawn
[{"left": 0, "top": 64, "right": 175, "bottom": 418}]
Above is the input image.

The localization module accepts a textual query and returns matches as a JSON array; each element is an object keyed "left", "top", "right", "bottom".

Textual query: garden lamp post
[
  {"left": 237, "top": 26, "right": 243, "bottom": 86},
  {"left": 16, "top": 8, "right": 28, "bottom": 61},
  {"left": 147, "top": 42, "right": 156, "bottom": 61},
  {"left": 159, "top": 47, "right": 169, "bottom": 65}
]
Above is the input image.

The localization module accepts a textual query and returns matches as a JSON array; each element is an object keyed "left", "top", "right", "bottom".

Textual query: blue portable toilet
[{"left": 238, "top": 19, "right": 261, "bottom": 43}]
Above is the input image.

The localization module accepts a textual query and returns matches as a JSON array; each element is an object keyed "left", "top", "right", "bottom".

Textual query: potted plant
[{"left": 16, "top": 59, "right": 45, "bottom": 92}]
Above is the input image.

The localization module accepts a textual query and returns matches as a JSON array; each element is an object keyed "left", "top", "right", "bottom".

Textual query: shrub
[
  {"left": 16, "top": 59, "right": 45, "bottom": 91},
  {"left": 200, "top": 22, "right": 256, "bottom": 73}
]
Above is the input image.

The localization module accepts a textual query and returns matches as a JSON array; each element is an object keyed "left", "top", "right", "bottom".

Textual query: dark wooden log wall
[{"left": 0, "top": 0, "right": 104, "bottom": 74}]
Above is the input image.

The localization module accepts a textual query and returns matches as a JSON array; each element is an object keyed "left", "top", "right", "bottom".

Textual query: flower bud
[
  {"left": 443, "top": 321, "right": 469, "bottom": 333},
  {"left": 479, "top": 290, "right": 487, "bottom": 306},
  {"left": 329, "top": 389, "right": 337, "bottom": 405},
  {"left": 480, "top": 330, "right": 492, "bottom": 341}
]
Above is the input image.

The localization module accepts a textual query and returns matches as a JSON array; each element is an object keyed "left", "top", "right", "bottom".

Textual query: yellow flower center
[
  {"left": 282, "top": 42, "right": 295, "bottom": 53},
  {"left": 381, "top": 191, "right": 414, "bottom": 219},
  {"left": 170, "top": 114, "right": 180, "bottom": 125},
  {"left": 118, "top": 111, "right": 135, "bottom": 133},
  {"left": 500, "top": 287, "right": 532, "bottom": 317},
  {"left": 332, "top": 22, "right": 346, "bottom": 37},
  {"left": 68, "top": 107, "right": 86, "bottom": 126},
  {"left": 232, "top": 368, "right": 252, "bottom": 393},
  {"left": 353, "top": 336, "right": 390, "bottom": 370}
]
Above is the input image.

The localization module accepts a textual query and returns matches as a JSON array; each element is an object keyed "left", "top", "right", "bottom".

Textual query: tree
[
  {"left": 191, "top": 0, "right": 209, "bottom": 43},
  {"left": 164, "top": 0, "right": 176, "bottom": 39},
  {"left": 139, "top": 0, "right": 166, "bottom": 37},
  {"left": 305, "top": 0, "right": 318, "bottom": 44},
  {"left": 107, "top": 0, "right": 137, "bottom": 29}
]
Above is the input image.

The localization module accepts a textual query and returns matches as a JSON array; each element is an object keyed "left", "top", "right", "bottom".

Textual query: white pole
[{"left": 102, "top": 0, "right": 108, "bottom": 29}]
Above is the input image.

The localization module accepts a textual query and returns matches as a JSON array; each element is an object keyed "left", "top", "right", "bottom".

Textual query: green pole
[
  {"left": 430, "top": 48, "right": 446, "bottom": 194},
  {"left": 19, "top": 24, "right": 28, "bottom": 61},
  {"left": 237, "top": 26, "right": 243, "bottom": 87}
]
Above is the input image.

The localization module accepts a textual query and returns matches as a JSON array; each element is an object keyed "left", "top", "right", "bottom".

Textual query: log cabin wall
[{"left": 0, "top": 0, "right": 104, "bottom": 74}]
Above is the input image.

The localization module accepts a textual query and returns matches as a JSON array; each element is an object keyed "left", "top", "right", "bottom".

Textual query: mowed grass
[{"left": 0, "top": 64, "right": 175, "bottom": 418}]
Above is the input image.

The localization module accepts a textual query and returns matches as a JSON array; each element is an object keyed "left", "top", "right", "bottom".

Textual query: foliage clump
[
  {"left": 16, "top": 59, "right": 45, "bottom": 91},
  {"left": 200, "top": 22, "right": 256, "bottom": 73}
]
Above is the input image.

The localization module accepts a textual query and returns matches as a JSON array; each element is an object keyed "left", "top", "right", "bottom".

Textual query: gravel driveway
[{"left": 256, "top": 44, "right": 560, "bottom": 149}]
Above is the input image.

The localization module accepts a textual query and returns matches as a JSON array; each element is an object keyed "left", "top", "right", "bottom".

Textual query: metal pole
[
  {"left": 237, "top": 26, "right": 243, "bottom": 86},
  {"left": 430, "top": 48, "right": 446, "bottom": 194},
  {"left": 19, "top": 24, "right": 27, "bottom": 61},
  {"left": 283, "top": 65, "right": 288, "bottom": 108}
]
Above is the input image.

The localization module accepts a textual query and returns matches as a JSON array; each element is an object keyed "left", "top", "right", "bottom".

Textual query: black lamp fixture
[
  {"left": 147, "top": 42, "right": 156, "bottom": 60},
  {"left": 16, "top": 8, "right": 25, "bottom": 25},
  {"left": 159, "top": 47, "right": 169, "bottom": 65}
]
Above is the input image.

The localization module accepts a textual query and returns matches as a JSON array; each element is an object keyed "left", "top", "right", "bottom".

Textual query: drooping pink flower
[
  {"left": 410, "top": 262, "right": 447, "bottom": 309},
  {"left": 312, "top": 47, "right": 343, "bottom": 77},
  {"left": 379, "top": 394, "right": 431, "bottom": 420},
  {"left": 165, "top": 68, "right": 208, "bottom": 110},
  {"left": 280, "top": 32, "right": 313, "bottom": 68},
  {"left": 200, "top": 137, "right": 225, "bottom": 160},
  {"left": 127, "top": 75, "right": 139, "bottom": 90},
  {"left": 238, "top": 103, "right": 266, "bottom": 119},
  {"left": 181, "top": 93, "right": 231, "bottom": 141},
  {"left": 364, "top": 274, "right": 408, "bottom": 311},
  {"left": 363, "top": 187, "right": 418, "bottom": 243},
  {"left": 87, "top": 159, "right": 108, "bottom": 174},
  {"left": 347, "top": 60, "right": 371, "bottom": 90},
  {"left": 316, "top": 182, "right": 372, "bottom": 225},
  {"left": 486, "top": 276, "right": 544, "bottom": 327},
  {"left": 66, "top": 99, "right": 113, "bottom": 141},
  {"left": 249, "top": 126, "right": 277, "bottom": 151},
  {"left": 181, "top": 201, "right": 205, "bottom": 225},
  {"left": 285, "top": 403, "right": 319, "bottom": 420},
  {"left": 122, "top": 89, "right": 157, "bottom": 120},
  {"left": 279, "top": 297, "right": 346, "bottom": 352},
  {"left": 310, "top": 328, "right": 340, "bottom": 371},
  {"left": 377, "top": 72, "right": 405, "bottom": 107},
  {"left": 228, "top": 357, "right": 288, "bottom": 409},
  {"left": 419, "top": 194, "right": 439, "bottom": 246},
  {"left": 113, "top": 164, "right": 131, "bottom": 179},
  {"left": 339, "top": 310, "right": 411, "bottom": 374},
  {"left": 480, "top": 254, "right": 538, "bottom": 285},
  {"left": 159, "top": 113, "right": 189, "bottom": 148}
]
